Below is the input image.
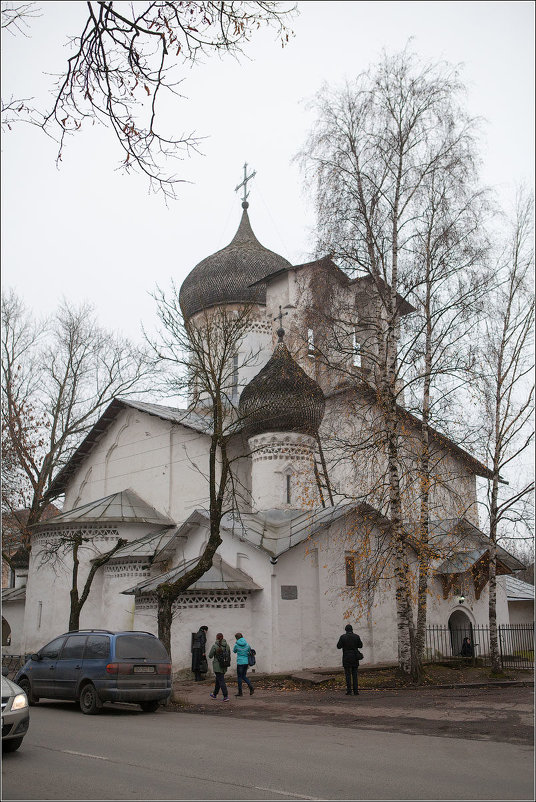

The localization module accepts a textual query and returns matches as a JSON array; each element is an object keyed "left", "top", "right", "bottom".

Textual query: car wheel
[
  {"left": 140, "top": 700, "right": 160, "bottom": 713},
  {"left": 18, "top": 677, "right": 39, "bottom": 706},
  {"left": 2, "top": 737, "right": 24, "bottom": 752},
  {"left": 79, "top": 683, "right": 99, "bottom": 715}
]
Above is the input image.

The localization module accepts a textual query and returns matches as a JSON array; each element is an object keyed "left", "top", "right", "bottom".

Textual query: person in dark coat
[
  {"left": 337, "top": 624, "right": 363, "bottom": 695},
  {"left": 191, "top": 625, "right": 208, "bottom": 681},
  {"left": 460, "top": 636, "right": 474, "bottom": 658},
  {"left": 208, "top": 633, "right": 230, "bottom": 701}
]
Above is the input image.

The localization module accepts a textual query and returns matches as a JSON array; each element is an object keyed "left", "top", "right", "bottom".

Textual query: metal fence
[
  {"left": 1, "top": 653, "right": 29, "bottom": 676},
  {"left": 425, "top": 624, "right": 534, "bottom": 670}
]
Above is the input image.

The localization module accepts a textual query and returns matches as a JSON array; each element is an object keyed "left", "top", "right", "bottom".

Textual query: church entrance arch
[
  {"left": 2, "top": 616, "right": 12, "bottom": 647},
  {"left": 448, "top": 609, "right": 472, "bottom": 657}
]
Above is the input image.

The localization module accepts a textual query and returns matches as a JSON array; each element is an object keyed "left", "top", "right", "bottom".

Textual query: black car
[{"left": 15, "top": 629, "right": 172, "bottom": 715}]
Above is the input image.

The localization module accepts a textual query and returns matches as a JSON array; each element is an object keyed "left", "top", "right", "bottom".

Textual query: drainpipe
[{"left": 270, "top": 556, "right": 278, "bottom": 674}]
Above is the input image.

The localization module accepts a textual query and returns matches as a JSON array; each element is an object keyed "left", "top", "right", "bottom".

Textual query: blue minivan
[{"left": 15, "top": 630, "right": 172, "bottom": 714}]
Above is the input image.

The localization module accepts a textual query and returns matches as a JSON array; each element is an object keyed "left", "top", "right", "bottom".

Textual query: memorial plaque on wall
[{"left": 281, "top": 585, "right": 298, "bottom": 600}]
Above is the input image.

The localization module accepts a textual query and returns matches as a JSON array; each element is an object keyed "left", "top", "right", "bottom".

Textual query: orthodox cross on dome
[
  {"left": 273, "top": 305, "right": 288, "bottom": 341},
  {"left": 235, "top": 162, "right": 257, "bottom": 207}
]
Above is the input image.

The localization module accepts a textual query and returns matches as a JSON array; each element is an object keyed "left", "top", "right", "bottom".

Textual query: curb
[{"left": 413, "top": 680, "right": 534, "bottom": 689}]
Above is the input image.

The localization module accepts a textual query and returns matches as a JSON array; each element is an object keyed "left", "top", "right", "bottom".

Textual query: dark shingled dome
[
  {"left": 239, "top": 340, "right": 325, "bottom": 439},
  {"left": 179, "top": 204, "right": 292, "bottom": 320}
]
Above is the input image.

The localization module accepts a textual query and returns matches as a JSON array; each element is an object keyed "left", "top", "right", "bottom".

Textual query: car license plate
[{"left": 133, "top": 665, "right": 155, "bottom": 673}]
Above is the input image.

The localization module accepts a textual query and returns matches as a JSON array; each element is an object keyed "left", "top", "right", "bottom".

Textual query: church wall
[
  {"left": 2, "top": 600, "right": 25, "bottom": 654},
  {"left": 63, "top": 409, "right": 213, "bottom": 525},
  {"left": 226, "top": 435, "right": 252, "bottom": 515},
  {"left": 313, "top": 517, "right": 400, "bottom": 667},
  {"left": 188, "top": 303, "right": 273, "bottom": 406},
  {"left": 22, "top": 523, "right": 162, "bottom": 653},
  {"left": 507, "top": 601, "right": 534, "bottom": 625}
]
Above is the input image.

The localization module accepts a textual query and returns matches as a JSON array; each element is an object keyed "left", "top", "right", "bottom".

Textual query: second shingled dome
[{"left": 239, "top": 340, "right": 325, "bottom": 439}]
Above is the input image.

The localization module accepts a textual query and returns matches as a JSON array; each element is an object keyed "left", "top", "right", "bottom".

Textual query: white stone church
[{"left": 2, "top": 197, "right": 525, "bottom": 673}]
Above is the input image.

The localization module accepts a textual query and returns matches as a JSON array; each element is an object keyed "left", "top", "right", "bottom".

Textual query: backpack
[
  {"left": 217, "top": 643, "right": 231, "bottom": 669},
  {"left": 247, "top": 647, "right": 256, "bottom": 667}
]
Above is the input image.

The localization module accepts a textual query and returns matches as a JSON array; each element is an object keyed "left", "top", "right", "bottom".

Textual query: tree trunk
[
  {"left": 157, "top": 593, "right": 173, "bottom": 658},
  {"left": 68, "top": 536, "right": 81, "bottom": 631},
  {"left": 489, "top": 471, "right": 501, "bottom": 673},
  {"left": 68, "top": 593, "right": 80, "bottom": 632},
  {"left": 415, "top": 258, "right": 433, "bottom": 666}
]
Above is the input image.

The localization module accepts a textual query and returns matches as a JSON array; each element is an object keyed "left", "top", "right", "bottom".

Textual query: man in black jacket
[
  {"left": 191, "top": 625, "right": 209, "bottom": 681},
  {"left": 337, "top": 624, "right": 363, "bottom": 695}
]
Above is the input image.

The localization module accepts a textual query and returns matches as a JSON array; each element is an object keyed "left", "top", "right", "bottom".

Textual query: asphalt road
[{"left": 2, "top": 701, "right": 534, "bottom": 801}]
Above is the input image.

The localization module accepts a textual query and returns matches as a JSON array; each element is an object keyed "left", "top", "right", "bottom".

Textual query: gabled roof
[
  {"left": 503, "top": 575, "right": 535, "bottom": 601},
  {"left": 1, "top": 586, "right": 26, "bottom": 603},
  {"left": 237, "top": 502, "right": 359, "bottom": 558},
  {"left": 327, "top": 384, "right": 494, "bottom": 481},
  {"left": 158, "top": 502, "right": 384, "bottom": 562},
  {"left": 434, "top": 535, "right": 525, "bottom": 575},
  {"left": 151, "top": 510, "right": 211, "bottom": 563},
  {"left": 99, "top": 527, "right": 178, "bottom": 562},
  {"left": 44, "top": 398, "right": 213, "bottom": 500},
  {"left": 34, "top": 489, "right": 175, "bottom": 528},
  {"left": 122, "top": 552, "right": 262, "bottom": 595},
  {"left": 251, "top": 257, "right": 415, "bottom": 316},
  {"left": 435, "top": 548, "right": 489, "bottom": 575}
]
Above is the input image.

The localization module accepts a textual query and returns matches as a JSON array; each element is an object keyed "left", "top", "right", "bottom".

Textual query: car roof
[{"left": 57, "top": 630, "right": 157, "bottom": 637}]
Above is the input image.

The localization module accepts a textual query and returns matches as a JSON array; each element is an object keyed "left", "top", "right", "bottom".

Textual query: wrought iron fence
[
  {"left": 425, "top": 624, "right": 534, "bottom": 670},
  {"left": 1, "top": 653, "right": 29, "bottom": 677}
]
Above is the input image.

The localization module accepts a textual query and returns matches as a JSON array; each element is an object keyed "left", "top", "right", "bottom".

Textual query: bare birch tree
[
  {"left": 473, "top": 189, "right": 535, "bottom": 673},
  {"left": 1, "top": 290, "right": 153, "bottom": 532},
  {"left": 404, "top": 167, "right": 491, "bottom": 662},
  {"left": 297, "top": 48, "right": 485, "bottom": 676}
]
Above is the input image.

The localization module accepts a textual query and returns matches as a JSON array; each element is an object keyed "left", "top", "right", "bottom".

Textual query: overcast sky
[{"left": 1, "top": 1, "right": 534, "bottom": 345}]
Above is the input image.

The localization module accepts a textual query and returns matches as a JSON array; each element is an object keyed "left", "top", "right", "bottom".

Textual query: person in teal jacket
[{"left": 233, "top": 633, "right": 254, "bottom": 697}]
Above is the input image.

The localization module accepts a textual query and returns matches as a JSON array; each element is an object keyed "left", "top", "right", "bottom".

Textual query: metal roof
[
  {"left": 122, "top": 552, "right": 262, "bottom": 595},
  {"left": 229, "top": 501, "right": 360, "bottom": 559},
  {"left": 504, "top": 575, "right": 535, "bottom": 601},
  {"left": 1, "top": 586, "right": 26, "bottom": 603},
  {"left": 434, "top": 535, "right": 525, "bottom": 575},
  {"left": 35, "top": 489, "right": 175, "bottom": 528},
  {"left": 101, "top": 527, "right": 178, "bottom": 561},
  {"left": 435, "top": 548, "right": 488, "bottom": 575}
]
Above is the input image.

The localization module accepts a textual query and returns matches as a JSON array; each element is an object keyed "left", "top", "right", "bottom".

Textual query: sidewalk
[
  {"left": 168, "top": 669, "right": 534, "bottom": 745},
  {"left": 171, "top": 662, "right": 533, "bottom": 705}
]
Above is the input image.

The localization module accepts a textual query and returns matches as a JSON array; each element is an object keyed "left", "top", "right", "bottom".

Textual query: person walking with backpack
[
  {"left": 208, "top": 633, "right": 231, "bottom": 701},
  {"left": 337, "top": 624, "right": 363, "bottom": 696},
  {"left": 233, "top": 632, "right": 255, "bottom": 697}
]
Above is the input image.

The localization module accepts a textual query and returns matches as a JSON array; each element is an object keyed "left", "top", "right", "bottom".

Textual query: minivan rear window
[
  {"left": 85, "top": 635, "right": 110, "bottom": 659},
  {"left": 115, "top": 635, "right": 168, "bottom": 660}
]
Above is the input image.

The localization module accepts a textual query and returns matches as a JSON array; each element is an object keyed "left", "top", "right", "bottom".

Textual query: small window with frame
[
  {"left": 353, "top": 330, "right": 361, "bottom": 368},
  {"left": 307, "top": 328, "right": 315, "bottom": 358},
  {"left": 231, "top": 353, "right": 239, "bottom": 399},
  {"left": 345, "top": 554, "right": 356, "bottom": 586}
]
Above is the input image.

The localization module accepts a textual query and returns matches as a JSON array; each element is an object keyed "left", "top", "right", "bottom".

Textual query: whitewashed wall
[
  {"left": 2, "top": 598, "right": 25, "bottom": 654},
  {"left": 63, "top": 410, "right": 212, "bottom": 523}
]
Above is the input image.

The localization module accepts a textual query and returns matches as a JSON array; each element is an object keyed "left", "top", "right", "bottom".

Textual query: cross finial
[
  {"left": 273, "top": 305, "right": 288, "bottom": 342},
  {"left": 234, "top": 162, "right": 257, "bottom": 207}
]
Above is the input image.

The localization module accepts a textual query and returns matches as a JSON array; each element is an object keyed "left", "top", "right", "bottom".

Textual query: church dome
[
  {"left": 179, "top": 202, "right": 292, "bottom": 320},
  {"left": 239, "top": 336, "right": 325, "bottom": 439}
]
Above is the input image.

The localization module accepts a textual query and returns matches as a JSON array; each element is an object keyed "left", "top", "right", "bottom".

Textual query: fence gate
[{"left": 424, "top": 624, "right": 534, "bottom": 670}]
